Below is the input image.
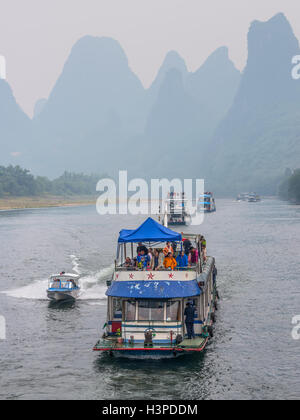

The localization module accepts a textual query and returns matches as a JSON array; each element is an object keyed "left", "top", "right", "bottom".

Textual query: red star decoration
[
  {"left": 129, "top": 273, "right": 134, "bottom": 279},
  {"left": 116, "top": 274, "right": 119, "bottom": 280},
  {"left": 168, "top": 273, "right": 174, "bottom": 279},
  {"left": 147, "top": 273, "right": 154, "bottom": 280}
]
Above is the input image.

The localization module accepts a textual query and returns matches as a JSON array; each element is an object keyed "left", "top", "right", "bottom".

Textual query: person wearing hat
[{"left": 184, "top": 301, "right": 195, "bottom": 339}]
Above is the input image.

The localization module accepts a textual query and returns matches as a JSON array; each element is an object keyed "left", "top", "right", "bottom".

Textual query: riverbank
[{"left": 0, "top": 195, "right": 97, "bottom": 211}]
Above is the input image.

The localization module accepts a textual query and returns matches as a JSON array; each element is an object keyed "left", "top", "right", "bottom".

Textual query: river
[{"left": 0, "top": 198, "right": 299, "bottom": 400}]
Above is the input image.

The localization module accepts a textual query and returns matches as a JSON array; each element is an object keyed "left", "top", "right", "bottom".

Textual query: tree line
[
  {"left": 278, "top": 168, "right": 300, "bottom": 203},
  {"left": 0, "top": 165, "right": 104, "bottom": 197}
]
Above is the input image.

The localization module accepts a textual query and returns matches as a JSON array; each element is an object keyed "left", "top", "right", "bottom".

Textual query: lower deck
[{"left": 93, "top": 335, "right": 208, "bottom": 353}]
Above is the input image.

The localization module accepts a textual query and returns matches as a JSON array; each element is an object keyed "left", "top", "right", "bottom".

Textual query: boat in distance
[
  {"left": 159, "top": 192, "right": 191, "bottom": 226},
  {"left": 93, "top": 217, "right": 219, "bottom": 358},
  {"left": 47, "top": 272, "right": 80, "bottom": 301},
  {"left": 236, "top": 192, "right": 261, "bottom": 202},
  {"left": 197, "top": 192, "right": 216, "bottom": 213}
]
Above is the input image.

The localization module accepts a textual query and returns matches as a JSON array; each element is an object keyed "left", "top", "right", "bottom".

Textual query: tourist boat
[
  {"left": 198, "top": 192, "right": 216, "bottom": 213},
  {"left": 159, "top": 192, "right": 191, "bottom": 226},
  {"left": 236, "top": 192, "right": 250, "bottom": 201},
  {"left": 47, "top": 272, "right": 80, "bottom": 301},
  {"left": 247, "top": 193, "right": 261, "bottom": 202},
  {"left": 93, "top": 217, "right": 218, "bottom": 358}
]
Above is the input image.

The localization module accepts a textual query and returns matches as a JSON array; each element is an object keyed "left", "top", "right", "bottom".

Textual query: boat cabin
[{"left": 48, "top": 273, "right": 80, "bottom": 290}]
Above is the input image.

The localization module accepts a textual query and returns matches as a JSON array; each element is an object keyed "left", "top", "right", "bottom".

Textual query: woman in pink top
[{"left": 188, "top": 247, "right": 198, "bottom": 265}]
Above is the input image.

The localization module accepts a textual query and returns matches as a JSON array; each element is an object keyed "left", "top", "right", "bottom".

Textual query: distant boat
[
  {"left": 247, "top": 193, "right": 261, "bottom": 202},
  {"left": 198, "top": 192, "right": 216, "bottom": 213},
  {"left": 159, "top": 192, "right": 191, "bottom": 226},
  {"left": 47, "top": 272, "right": 80, "bottom": 301},
  {"left": 236, "top": 192, "right": 250, "bottom": 201}
]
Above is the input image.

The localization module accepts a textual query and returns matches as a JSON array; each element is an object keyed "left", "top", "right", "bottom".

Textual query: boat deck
[{"left": 93, "top": 336, "right": 208, "bottom": 353}]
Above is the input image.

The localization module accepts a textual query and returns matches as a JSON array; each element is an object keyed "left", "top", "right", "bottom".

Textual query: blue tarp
[
  {"left": 118, "top": 217, "right": 182, "bottom": 243},
  {"left": 106, "top": 280, "right": 201, "bottom": 298}
]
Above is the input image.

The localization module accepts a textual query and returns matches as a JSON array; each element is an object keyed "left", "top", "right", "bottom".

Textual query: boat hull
[{"left": 47, "top": 289, "right": 80, "bottom": 301}]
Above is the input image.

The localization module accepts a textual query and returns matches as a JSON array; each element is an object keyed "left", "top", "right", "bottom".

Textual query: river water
[{"left": 0, "top": 199, "right": 299, "bottom": 400}]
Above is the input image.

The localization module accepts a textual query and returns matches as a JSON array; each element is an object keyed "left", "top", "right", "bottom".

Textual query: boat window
[
  {"left": 125, "top": 300, "right": 136, "bottom": 321},
  {"left": 138, "top": 300, "right": 164, "bottom": 321},
  {"left": 113, "top": 298, "right": 123, "bottom": 319},
  {"left": 61, "top": 281, "right": 69, "bottom": 288},
  {"left": 166, "top": 301, "right": 180, "bottom": 321},
  {"left": 50, "top": 280, "right": 60, "bottom": 288}
]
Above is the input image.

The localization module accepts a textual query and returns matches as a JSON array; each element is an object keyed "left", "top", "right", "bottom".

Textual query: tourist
[
  {"left": 163, "top": 252, "right": 177, "bottom": 270},
  {"left": 202, "top": 246, "right": 207, "bottom": 263},
  {"left": 176, "top": 251, "right": 188, "bottom": 268},
  {"left": 188, "top": 247, "right": 199, "bottom": 265},
  {"left": 153, "top": 250, "right": 159, "bottom": 270},
  {"left": 183, "top": 238, "right": 192, "bottom": 255},
  {"left": 137, "top": 250, "right": 148, "bottom": 270},
  {"left": 163, "top": 242, "right": 174, "bottom": 256},
  {"left": 137, "top": 242, "right": 148, "bottom": 255},
  {"left": 124, "top": 257, "right": 133, "bottom": 268}
]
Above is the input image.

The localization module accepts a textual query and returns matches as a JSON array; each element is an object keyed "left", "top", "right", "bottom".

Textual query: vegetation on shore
[
  {"left": 278, "top": 168, "right": 300, "bottom": 203},
  {"left": 0, "top": 165, "right": 105, "bottom": 198}
]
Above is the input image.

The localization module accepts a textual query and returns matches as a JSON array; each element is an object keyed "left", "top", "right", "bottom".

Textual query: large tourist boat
[
  {"left": 198, "top": 192, "right": 216, "bottom": 213},
  {"left": 93, "top": 217, "right": 218, "bottom": 358},
  {"left": 159, "top": 192, "right": 190, "bottom": 226}
]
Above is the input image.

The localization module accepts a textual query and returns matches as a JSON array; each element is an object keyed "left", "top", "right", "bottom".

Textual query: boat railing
[{"left": 115, "top": 265, "right": 198, "bottom": 272}]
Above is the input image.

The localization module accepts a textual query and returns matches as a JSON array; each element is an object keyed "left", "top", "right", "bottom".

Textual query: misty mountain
[
  {"left": 0, "top": 80, "right": 32, "bottom": 167},
  {"left": 133, "top": 47, "right": 241, "bottom": 179},
  {"left": 210, "top": 13, "right": 300, "bottom": 194},
  {"left": 186, "top": 46, "right": 241, "bottom": 139},
  {"left": 3, "top": 14, "right": 299, "bottom": 196},
  {"left": 147, "top": 50, "right": 188, "bottom": 105},
  {"left": 32, "top": 36, "right": 147, "bottom": 176}
]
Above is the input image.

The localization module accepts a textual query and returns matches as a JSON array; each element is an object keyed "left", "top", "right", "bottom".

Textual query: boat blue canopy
[
  {"left": 106, "top": 280, "right": 201, "bottom": 298},
  {"left": 118, "top": 217, "right": 182, "bottom": 243}
]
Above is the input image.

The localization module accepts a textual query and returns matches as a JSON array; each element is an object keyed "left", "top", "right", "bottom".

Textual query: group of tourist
[{"left": 123, "top": 237, "right": 207, "bottom": 271}]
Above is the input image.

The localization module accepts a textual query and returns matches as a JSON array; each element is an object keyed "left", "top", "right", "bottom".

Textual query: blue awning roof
[
  {"left": 118, "top": 217, "right": 182, "bottom": 243},
  {"left": 106, "top": 280, "right": 201, "bottom": 298}
]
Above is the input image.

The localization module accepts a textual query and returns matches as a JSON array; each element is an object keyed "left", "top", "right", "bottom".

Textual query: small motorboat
[{"left": 47, "top": 272, "right": 80, "bottom": 301}]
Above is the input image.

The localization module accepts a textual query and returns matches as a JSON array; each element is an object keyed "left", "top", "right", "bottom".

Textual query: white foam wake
[{"left": 1, "top": 255, "right": 113, "bottom": 302}]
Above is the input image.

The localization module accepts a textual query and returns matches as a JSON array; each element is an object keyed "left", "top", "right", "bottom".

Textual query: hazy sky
[{"left": 1, "top": 0, "right": 300, "bottom": 116}]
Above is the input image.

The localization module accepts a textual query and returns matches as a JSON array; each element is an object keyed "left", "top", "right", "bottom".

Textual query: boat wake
[{"left": 1, "top": 255, "right": 113, "bottom": 302}]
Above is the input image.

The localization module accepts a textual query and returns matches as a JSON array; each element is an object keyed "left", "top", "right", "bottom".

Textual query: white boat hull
[{"left": 47, "top": 289, "right": 80, "bottom": 301}]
